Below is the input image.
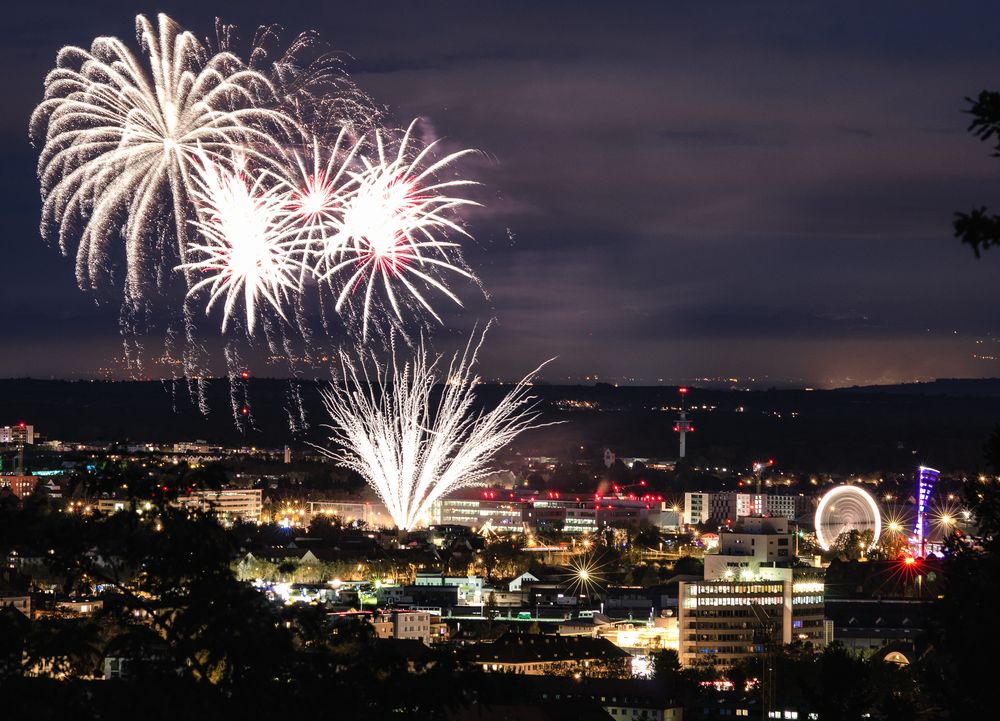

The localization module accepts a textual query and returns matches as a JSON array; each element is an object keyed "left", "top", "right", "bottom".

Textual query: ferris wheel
[{"left": 814, "top": 485, "right": 882, "bottom": 551}]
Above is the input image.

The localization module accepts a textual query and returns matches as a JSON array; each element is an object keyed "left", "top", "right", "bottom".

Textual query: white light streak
[{"left": 318, "top": 331, "right": 549, "bottom": 530}]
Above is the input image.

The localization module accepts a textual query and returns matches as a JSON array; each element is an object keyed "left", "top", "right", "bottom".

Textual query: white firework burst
[
  {"left": 180, "top": 148, "right": 304, "bottom": 333},
  {"left": 315, "top": 120, "right": 481, "bottom": 339},
  {"left": 319, "top": 330, "right": 549, "bottom": 530},
  {"left": 30, "top": 13, "right": 292, "bottom": 298},
  {"left": 273, "top": 128, "right": 363, "bottom": 255}
]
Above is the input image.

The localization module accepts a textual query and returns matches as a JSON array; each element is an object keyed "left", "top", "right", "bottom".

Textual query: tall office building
[
  {"left": 683, "top": 492, "right": 712, "bottom": 525},
  {"left": 0, "top": 424, "right": 34, "bottom": 446},
  {"left": 678, "top": 517, "right": 828, "bottom": 666}
]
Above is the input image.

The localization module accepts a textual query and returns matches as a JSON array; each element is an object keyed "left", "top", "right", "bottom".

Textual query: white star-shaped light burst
[
  {"left": 316, "top": 121, "right": 481, "bottom": 338},
  {"left": 180, "top": 150, "right": 304, "bottom": 333}
]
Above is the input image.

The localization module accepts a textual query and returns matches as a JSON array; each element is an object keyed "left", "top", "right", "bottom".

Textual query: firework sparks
[
  {"left": 317, "top": 120, "right": 481, "bottom": 339},
  {"left": 30, "top": 13, "right": 291, "bottom": 298},
  {"left": 32, "top": 13, "right": 491, "bottom": 434},
  {"left": 180, "top": 149, "right": 304, "bottom": 333},
  {"left": 318, "top": 331, "right": 549, "bottom": 530},
  {"left": 273, "top": 128, "right": 363, "bottom": 258}
]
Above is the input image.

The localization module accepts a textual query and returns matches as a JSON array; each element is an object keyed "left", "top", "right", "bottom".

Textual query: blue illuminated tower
[{"left": 914, "top": 466, "right": 939, "bottom": 557}]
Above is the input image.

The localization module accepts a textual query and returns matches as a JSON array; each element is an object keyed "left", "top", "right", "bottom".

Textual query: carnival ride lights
[
  {"left": 914, "top": 466, "right": 940, "bottom": 557},
  {"left": 814, "top": 484, "right": 882, "bottom": 551}
]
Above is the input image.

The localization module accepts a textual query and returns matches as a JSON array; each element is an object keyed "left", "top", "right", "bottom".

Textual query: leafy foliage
[{"left": 955, "top": 91, "right": 1000, "bottom": 255}]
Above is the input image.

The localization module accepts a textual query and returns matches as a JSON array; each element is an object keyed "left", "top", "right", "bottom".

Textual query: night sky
[{"left": 4, "top": 1, "right": 1000, "bottom": 386}]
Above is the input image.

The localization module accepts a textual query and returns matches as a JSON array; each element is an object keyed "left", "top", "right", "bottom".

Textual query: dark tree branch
[{"left": 955, "top": 91, "right": 1000, "bottom": 256}]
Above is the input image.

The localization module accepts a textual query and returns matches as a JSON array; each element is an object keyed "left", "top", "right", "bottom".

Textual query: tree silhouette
[{"left": 954, "top": 90, "right": 1000, "bottom": 255}]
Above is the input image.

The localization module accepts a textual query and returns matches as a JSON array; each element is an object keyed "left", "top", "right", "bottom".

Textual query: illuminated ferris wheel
[{"left": 814, "top": 485, "right": 882, "bottom": 551}]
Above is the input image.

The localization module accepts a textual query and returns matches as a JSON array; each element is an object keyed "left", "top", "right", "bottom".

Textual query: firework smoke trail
[
  {"left": 314, "top": 120, "right": 482, "bottom": 340},
  {"left": 319, "top": 330, "right": 550, "bottom": 530},
  {"left": 245, "top": 23, "right": 385, "bottom": 139}
]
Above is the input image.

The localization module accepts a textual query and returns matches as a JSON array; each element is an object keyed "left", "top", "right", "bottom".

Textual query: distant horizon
[{"left": 3, "top": 374, "right": 1000, "bottom": 392}]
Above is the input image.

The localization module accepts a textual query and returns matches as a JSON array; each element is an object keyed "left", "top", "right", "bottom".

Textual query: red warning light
[
  {"left": 241, "top": 406, "right": 250, "bottom": 416},
  {"left": 240, "top": 371, "right": 250, "bottom": 380},
  {"left": 18, "top": 422, "right": 26, "bottom": 429}
]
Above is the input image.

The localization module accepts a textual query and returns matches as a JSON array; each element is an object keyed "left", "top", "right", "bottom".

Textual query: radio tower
[{"left": 673, "top": 387, "right": 693, "bottom": 459}]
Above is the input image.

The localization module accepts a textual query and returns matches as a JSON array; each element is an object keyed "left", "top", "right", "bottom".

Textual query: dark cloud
[{"left": 3, "top": 1, "right": 1000, "bottom": 385}]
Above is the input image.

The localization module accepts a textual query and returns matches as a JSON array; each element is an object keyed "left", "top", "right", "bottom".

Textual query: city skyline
[
  {"left": 2, "top": 7, "right": 998, "bottom": 717},
  {"left": 4, "top": 1, "right": 1000, "bottom": 386}
]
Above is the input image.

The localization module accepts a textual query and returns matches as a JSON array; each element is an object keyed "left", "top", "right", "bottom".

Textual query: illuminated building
[
  {"left": 55, "top": 599, "right": 103, "bottom": 615},
  {"left": 557, "top": 612, "right": 681, "bottom": 675},
  {"left": 413, "top": 572, "right": 485, "bottom": 605},
  {"left": 716, "top": 492, "right": 810, "bottom": 523},
  {"left": 464, "top": 633, "right": 631, "bottom": 677},
  {"left": 684, "top": 491, "right": 711, "bottom": 525},
  {"left": 529, "top": 497, "right": 661, "bottom": 533},
  {"left": 0, "top": 475, "right": 37, "bottom": 499},
  {"left": 429, "top": 491, "right": 526, "bottom": 529},
  {"left": 0, "top": 424, "right": 34, "bottom": 445},
  {"left": 171, "top": 441, "right": 220, "bottom": 455},
  {"left": 825, "top": 597, "right": 927, "bottom": 655},
  {"left": 679, "top": 516, "right": 828, "bottom": 665},
  {"left": 174, "top": 488, "right": 262, "bottom": 522},
  {"left": 657, "top": 508, "right": 684, "bottom": 531},
  {"left": 600, "top": 617, "right": 679, "bottom": 653},
  {"left": 914, "top": 466, "right": 939, "bottom": 556},
  {"left": 431, "top": 490, "right": 668, "bottom": 533},
  {"left": 94, "top": 498, "right": 134, "bottom": 514},
  {"left": 684, "top": 491, "right": 810, "bottom": 526},
  {"left": 702, "top": 516, "right": 796, "bottom": 578},
  {"left": 371, "top": 610, "right": 436, "bottom": 645},
  {"left": 306, "top": 500, "right": 383, "bottom": 526}
]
